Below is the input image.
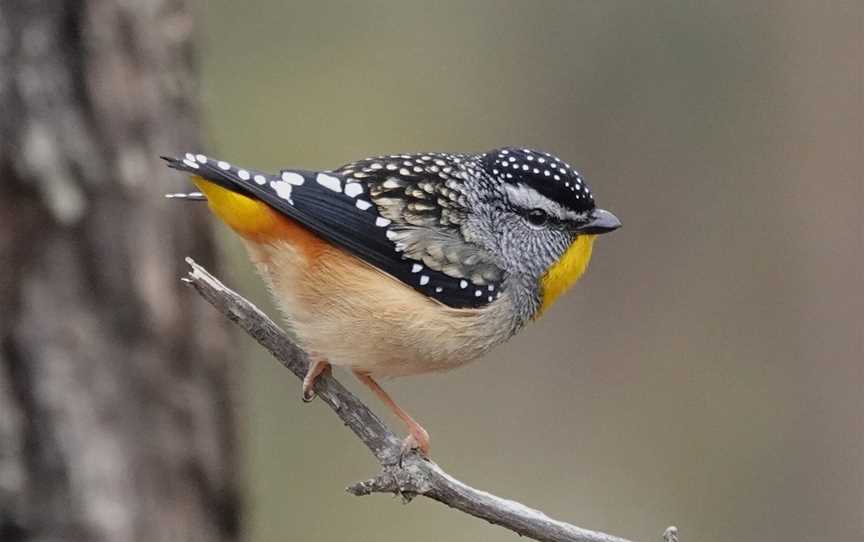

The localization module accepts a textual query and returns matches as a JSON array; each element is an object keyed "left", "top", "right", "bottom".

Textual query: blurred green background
[{"left": 196, "top": 2, "right": 861, "bottom": 541}]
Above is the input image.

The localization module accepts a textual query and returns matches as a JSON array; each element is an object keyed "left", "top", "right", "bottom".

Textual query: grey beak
[{"left": 575, "top": 208, "right": 621, "bottom": 234}]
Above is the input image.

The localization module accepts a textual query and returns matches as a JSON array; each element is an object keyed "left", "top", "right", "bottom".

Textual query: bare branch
[{"left": 183, "top": 258, "right": 675, "bottom": 542}]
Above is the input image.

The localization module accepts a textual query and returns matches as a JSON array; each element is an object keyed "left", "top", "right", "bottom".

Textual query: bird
[{"left": 163, "top": 147, "right": 620, "bottom": 457}]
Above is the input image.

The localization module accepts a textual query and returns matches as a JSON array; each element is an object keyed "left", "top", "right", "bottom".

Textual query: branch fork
[{"left": 183, "top": 257, "right": 676, "bottom": 542}]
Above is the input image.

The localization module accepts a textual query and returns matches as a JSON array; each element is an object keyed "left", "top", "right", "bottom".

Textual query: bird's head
[{"left": 462, "top": 147, "right": 621, "bottom": 318}]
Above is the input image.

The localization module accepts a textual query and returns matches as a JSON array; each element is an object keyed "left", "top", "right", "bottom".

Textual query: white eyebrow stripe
[{"left": 504, "top": 183, "right": 587, "bottom": 221}]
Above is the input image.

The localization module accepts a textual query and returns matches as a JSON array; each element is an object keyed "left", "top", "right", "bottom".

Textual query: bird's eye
[{"left": 526, "top": 208, "right": 548, "bottom": 227}]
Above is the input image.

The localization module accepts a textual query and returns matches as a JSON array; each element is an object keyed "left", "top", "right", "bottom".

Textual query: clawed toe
[
  {"left": 398, "top": 426, "right": 430, "bottom": 466},
  {"left": 301, "top": 387, "right": 317, "bottom": 402},
  {"left": 301, "top": 358, "right": 330, "bottom": 403}
]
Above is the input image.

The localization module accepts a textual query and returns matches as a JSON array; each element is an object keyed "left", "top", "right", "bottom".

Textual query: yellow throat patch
[{"left": 538, "top": 234, "right": 596, "bottom": 316}]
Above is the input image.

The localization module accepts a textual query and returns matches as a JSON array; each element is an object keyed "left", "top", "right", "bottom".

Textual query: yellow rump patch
[
  {"left": 538, "top": 234, "right": 596, "bottom": 316},
  {"left": 192, "top": 177, "right": 282, "bottom": 240},
  {"left": 191, "top": 177, "right": 327, "bottom": 258}
]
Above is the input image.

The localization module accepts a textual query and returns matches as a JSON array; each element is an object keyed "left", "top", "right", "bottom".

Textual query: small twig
[{"left": 183, "top": 257, "right": 676, "bottom": 542}]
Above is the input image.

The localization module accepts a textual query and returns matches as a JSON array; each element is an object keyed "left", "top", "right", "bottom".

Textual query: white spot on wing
[
  {"left": 182, "top": 158, "right": 199, "bottom": 169},
  {"left": 238, "top": 169, "right": 250, "bottom": 180},
  {"left": 217, "top": 161, "right": 231, "bottom": 170},
  {"left": 196, "top": 154, "right": 207, "bottom": 163},
  {"left": 269, "top": 181, "right": 294, "bottom": 204},
  {"left": 282, "top": 172, "right": 305, "bottom": 185},
  {"left": 411, "top": 264, "right": 423, "bottom": 273},
  {"left": 253, "top": 174, "right": 267, "bottom": 185},
  {"left": 344, "top": 183, "right": 364, "bottom": 197},
  {"left": 419, "top": 275, "right": 430, "bottom": 285},
  {"left": 375, "top": 217, "right": 391, "bottom": 227},
  {"left": 355, "top": 199, "right": 372, "bottom": 210},
  {"left": 316, "top": 173, "right": 341, "bottom": 192},
  {"left": 459, "top": 280, "right": 468, "bottom": 289}
]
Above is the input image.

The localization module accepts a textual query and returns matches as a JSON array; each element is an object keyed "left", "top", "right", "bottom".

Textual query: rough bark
[{"left": 0, "top": 2, "right": 238, "bottom": 541}]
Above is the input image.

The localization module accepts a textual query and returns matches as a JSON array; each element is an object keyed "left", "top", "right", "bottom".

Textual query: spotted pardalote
[{"left": 165, "top": 147, "right": 620, "bottom": 456}]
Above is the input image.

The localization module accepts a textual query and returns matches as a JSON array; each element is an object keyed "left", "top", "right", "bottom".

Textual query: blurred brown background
[{"left": 198, "top": 2, "right": 861, "bottom": 542}]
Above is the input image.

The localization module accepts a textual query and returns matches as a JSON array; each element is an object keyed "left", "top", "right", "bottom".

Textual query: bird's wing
[{"left": 164, "top": 153, "right": 503, "bottom": 309}]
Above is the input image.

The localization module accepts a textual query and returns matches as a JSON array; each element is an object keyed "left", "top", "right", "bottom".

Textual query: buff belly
[{"left": 245, "top": 238, "right": 512, "bottom": 377}]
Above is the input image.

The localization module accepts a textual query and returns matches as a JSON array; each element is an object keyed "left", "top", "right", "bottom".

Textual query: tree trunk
[{"left": 0, "top": 1, "right": 239, "bottom": 541}]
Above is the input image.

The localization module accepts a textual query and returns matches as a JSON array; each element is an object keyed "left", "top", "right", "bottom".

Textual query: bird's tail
[{"left": 162, "top": 153, "right": 292, "bottom": 240}]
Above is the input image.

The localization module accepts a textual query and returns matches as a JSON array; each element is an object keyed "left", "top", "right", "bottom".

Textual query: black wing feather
[{"left": 163, "top": 153, "right": 501, "bottom": 308}]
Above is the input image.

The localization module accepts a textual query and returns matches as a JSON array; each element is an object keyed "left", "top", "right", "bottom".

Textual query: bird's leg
[
  {"left": 352, "top": 370, "right": 430, "bottom": 459},
  {"left": 301, "top": 356, "right": 330, "bottom": 402}
]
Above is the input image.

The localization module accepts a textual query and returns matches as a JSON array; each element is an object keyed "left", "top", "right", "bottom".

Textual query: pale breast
[{"left": 245, "top": 239, "right": 515, "bottom": 377}]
